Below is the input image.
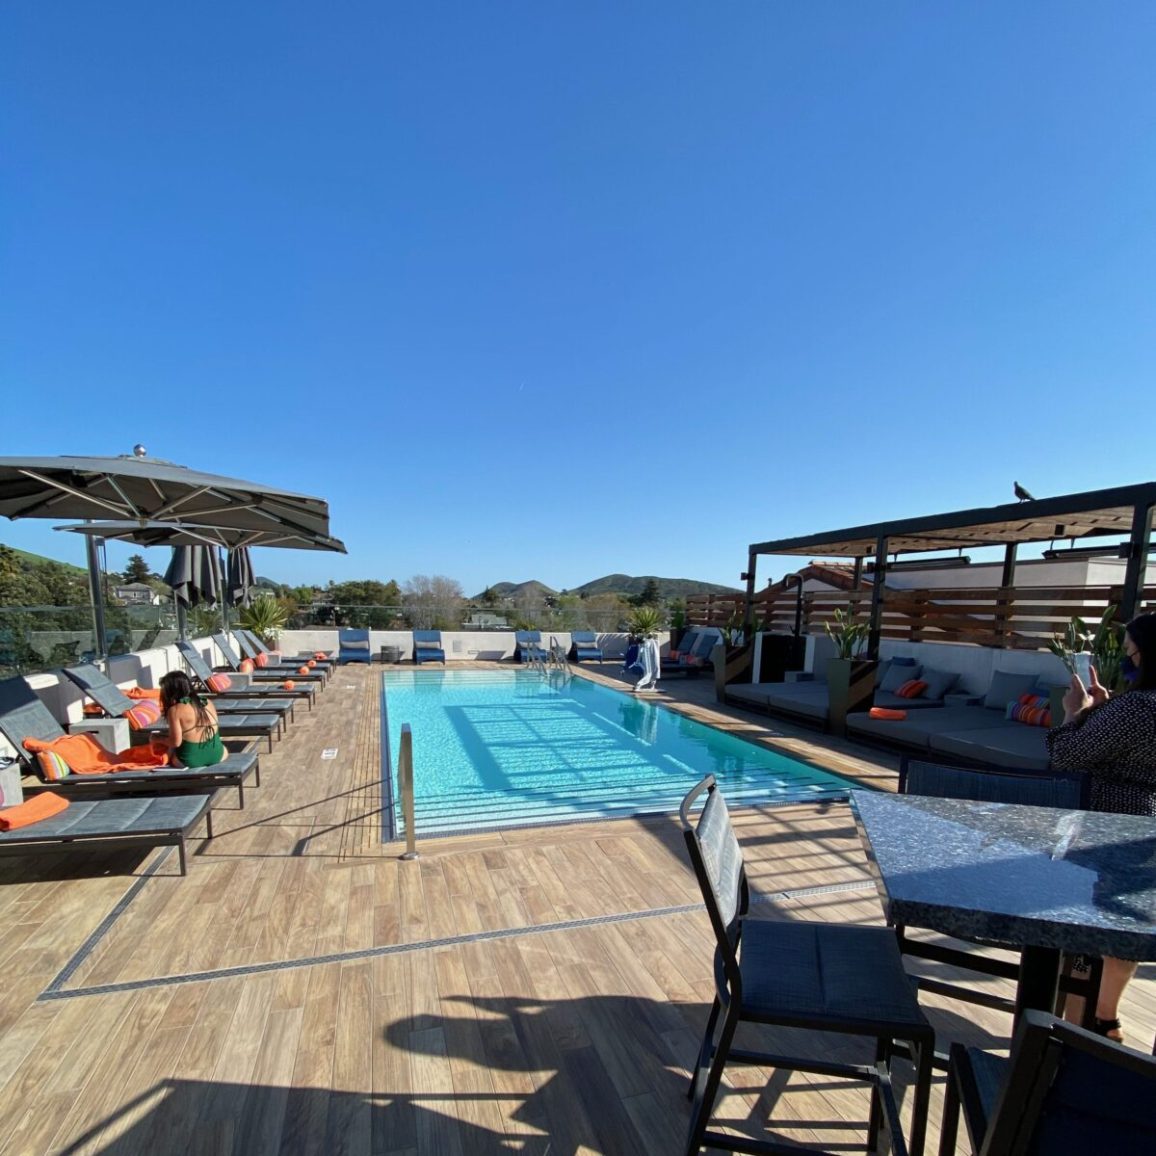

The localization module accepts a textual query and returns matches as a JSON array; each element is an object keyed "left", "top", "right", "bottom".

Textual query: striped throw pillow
[
  {"left": 1007, "top": 694, "right": 1052, "bottom": 727},
  {"left": 206, "top": 673, "right": 233, "bottom": 693},
  {"left": 124, "top": 699, "right": 163, "bottom": 730},
  {"left": 34, "top": 750, "right": 71, "bottom": 783},
  {"left": 253, "top": 653, "right": 269, "bottom": 668},
  {"left": 894, "top": 679, "right": 928, "bottom": 699}
]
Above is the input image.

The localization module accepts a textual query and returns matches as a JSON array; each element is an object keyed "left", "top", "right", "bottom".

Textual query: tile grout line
[{"left": 37, "top": 878, "right": 875, "bottom": 1002}]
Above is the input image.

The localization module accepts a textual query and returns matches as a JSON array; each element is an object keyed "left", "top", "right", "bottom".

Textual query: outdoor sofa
[
  {"left": 513, "top": 631, "right": 545, "bottom": 663},
  {"left": 337, "top": 628, "right": 372, "bottom": 664},
  {"left": 413, "top": 630, "right": 446, "bottom": 664},
  {"left": 569, "top": 631, "right": 604, "bottom": 662}
]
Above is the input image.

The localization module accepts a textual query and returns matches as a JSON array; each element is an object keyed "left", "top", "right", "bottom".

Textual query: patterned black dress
[{"left": 1047, "top": 689, "right": 1156, "bottom": 817}]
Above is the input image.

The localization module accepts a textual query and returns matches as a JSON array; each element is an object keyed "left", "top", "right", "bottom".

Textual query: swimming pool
[{"left": 381, "top": 669, "right": 855, "bottom": 837}]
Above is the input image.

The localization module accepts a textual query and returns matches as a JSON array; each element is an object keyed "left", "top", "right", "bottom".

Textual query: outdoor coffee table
[{"left": 850, "top": 790, "right": 1156, "bottom": 1019}]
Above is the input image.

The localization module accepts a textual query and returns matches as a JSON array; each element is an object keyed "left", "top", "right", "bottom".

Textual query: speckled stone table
[{"left": 850, "top": 790, "right": 1156, "bottom": 1017}]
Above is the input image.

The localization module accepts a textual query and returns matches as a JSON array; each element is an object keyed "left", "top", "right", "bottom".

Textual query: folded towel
[
  {"left": 23, "top": 733, "right": 169, "bottom": 774},
  {"left": 0, "top": 791, "right": 70, "bottom": 830},
  {"left": 124, "top": 686, "right": 162, "bottom": 701},
  {"left": 869, "top": 707, "right": 907, "bottom": 721}
]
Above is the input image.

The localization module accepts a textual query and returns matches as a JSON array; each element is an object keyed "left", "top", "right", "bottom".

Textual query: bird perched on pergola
[{"left": 1014, "top": 481, "right": 1035, "bottom": 502}]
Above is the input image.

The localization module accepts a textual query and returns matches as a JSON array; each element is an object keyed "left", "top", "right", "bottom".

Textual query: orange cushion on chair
[
  {"left": 253, "top": 653, "right": 269, "bottom": 668},
  {"left": 307, "top": 659, "right": 316, "bottom": 668},
  {"left": 239, "top": 658, "right": 254, "bottom": 673},
  {"left": 206, "top": 673, "right": 233, "bottom": 693},
  {"left": 298, "top": 666, "right": 310, "bottom": 675},
  {"left": 283, "top": 680, "right": 296, "bottom": 690},
  {"left": 893, "top": 680, "right": 928, "bottom": 699}
]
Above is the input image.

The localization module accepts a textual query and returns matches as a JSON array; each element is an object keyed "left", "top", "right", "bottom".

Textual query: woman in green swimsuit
[{"left": 159, "top": 671, "right": 225, "bottom": 768}]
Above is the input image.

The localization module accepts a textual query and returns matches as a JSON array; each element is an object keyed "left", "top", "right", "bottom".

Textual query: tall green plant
[
  {"left": 824, "top": 607, "right": 868, "bottom": 660},
  {"left": 627, "top": 605, "right": 663, "bottom": 638},
  {"left": 1047, "top": 605, "right": 1124, "bottom": 690},
  {"left": 239, "top": 594, "right": 289, "bottom": 647}
]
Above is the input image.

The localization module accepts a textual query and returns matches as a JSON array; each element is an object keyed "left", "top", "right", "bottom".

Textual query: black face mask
[{"left": 1121, "top": 654, "right": 1139, "bottom": 684}]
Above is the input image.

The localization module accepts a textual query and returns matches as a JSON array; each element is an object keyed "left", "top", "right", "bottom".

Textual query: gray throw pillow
[
  {"left": 920, "top": 668, "right": 959, "bottom": 701},
  {"left": 983, "top": 670, "right": 1039, "bottom": 710},
  {"left": 880, "top": 662, "right": 922, "bottom": 693}
]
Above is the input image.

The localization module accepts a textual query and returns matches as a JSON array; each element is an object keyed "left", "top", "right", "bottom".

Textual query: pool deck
[{"left": 0, "top": 661, "right": 1153, "bottom": 1154}]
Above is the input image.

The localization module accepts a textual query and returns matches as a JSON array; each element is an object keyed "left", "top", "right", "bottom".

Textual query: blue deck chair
[
  {"left": 0, "top": 676, "right": 257, "bottom": 832},
  {"left": 412, "top": 631, "right": 445, "bottom": 664},
  {"left": 338, "top": 628, "right": 373, "bottom": 664},
  {"left": 570, "top": 632, "right": 604, "bottom": 662},
  {"left": 514, "top": 630, "right": 544, "bottom": 663}
]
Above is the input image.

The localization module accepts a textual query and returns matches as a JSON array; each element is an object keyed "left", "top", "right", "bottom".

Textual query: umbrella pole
[
  {"left": 84, "top": 526, "right": 108, "bottom": 659},
  {"left": 220, "top": 548, "right": 229, "bottom": 637}
]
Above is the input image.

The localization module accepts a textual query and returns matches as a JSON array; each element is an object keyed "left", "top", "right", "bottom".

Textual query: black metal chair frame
[
  {"left": 895, "top": 757, "right": 1103, "bottom": 1029},
  {"left": 680, "top": 774, "right": 935, "bottom": 1156},
  {"left": 939, "top": 1008, "right": 1156, "bottom": 1155}
]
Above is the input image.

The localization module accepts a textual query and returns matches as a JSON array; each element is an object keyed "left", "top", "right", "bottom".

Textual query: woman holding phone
[{"left": 1047, "top": 612, "right": 1156, "bottom": 1041}]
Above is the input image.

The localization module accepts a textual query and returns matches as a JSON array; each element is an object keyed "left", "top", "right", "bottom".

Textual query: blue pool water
[{"left": 381, "top": 669, "right": 855, "bottom": 836}]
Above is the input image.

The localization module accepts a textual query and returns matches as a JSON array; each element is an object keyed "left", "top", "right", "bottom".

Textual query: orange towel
[
  {"left": 869, "top": 707, "right": 907, "bottom": 721},
  {"left": 22, "top": 733, "right": 169, "bottom": 774},
  {"left": 124, "top": 686, "right": 162, "bottom": 702},
  {"left": 0, "top": 791, "right": 70, "bottom": 831}
]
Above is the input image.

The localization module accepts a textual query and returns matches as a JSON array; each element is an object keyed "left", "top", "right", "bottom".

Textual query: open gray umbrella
[
  {"left": 225, "top": 547, "right": 255, "bottom": 609},
  {"left": 0, "top": 452, "right": 337, "bottom": 540},
  {"left": 0, "top": 450, "right": 342, "bottom": 656},
  {"left": 54, "top": 519, "right": 347, "bottom": 554}
]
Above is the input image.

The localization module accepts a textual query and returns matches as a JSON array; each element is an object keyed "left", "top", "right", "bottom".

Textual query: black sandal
[{"left": 1092, "top": 1017, "right": 1124, "bottom": 1042}]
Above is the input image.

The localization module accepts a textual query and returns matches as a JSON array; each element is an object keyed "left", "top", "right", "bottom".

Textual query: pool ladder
[{"left": 547, "top": 636, "right": 572, "bottom": 681}]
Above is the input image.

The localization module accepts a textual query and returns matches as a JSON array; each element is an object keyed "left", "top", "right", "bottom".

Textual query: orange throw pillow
[
  {"left": 254, "top": 653, "right": 269, "bottom": 668},
  {"left": 869, "top": 707, "right": 907, "bottom": 721}
]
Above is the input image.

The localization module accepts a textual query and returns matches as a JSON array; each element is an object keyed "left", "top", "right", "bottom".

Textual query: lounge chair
[
  {"left": 64, "top": 662, "right": 297, "bottom": 733},
  {"left": 237, "top": 628, "right": 336, "bottom": 665},
  {"left": 177, "top": 640, "right": 316, "bottom": 709},
  {"left": 0, "top": 676, "right": 259, "bottom": 830},
  {"left": 513, "top": 630, "right": 544, "bottom": 663},
  {"left": 210, "top": 634, "right": 320, "bottom": 705},
  {"left": 228, "top": 632, "right": 329, "bottom": 685},
  {"left": 0, "top": 781, "right": 210, "bottom": 875},
  {"left": 569, "top": 631, "right": 604, "bottom": 662},
  {"left": 337, "top": 628, "right": 373, "bottom": 664},
  {"left": 661, "top": 629, "right": 717, "bottom": 677},
  {"left": 412, "top": 630, "right": 445, "bottom": 664},
  {"left": 233, "top": 628, "right": 334, "bottom": 680}
]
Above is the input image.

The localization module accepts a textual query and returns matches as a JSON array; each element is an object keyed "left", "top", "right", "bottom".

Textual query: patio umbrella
[
  {"left": 0, "top": 453, "right": 336, "bottom": 540},
  {"left": 54, "top": 520, "right": 347, "bottom": 554},
  {"left": 0, "top": 450, "right": 342, "bottom": 656},
  {"left": 225, "top": 547, "right": 255, "bottom": 609}
]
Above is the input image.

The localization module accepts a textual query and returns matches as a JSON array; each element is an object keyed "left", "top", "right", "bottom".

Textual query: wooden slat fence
[{"left": 686, "top": 585, "right": 1156, "bottom": 650}]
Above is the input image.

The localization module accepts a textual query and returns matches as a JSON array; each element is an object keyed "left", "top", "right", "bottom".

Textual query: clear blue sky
[{"left": 2, "top": 2, "right": 1153, "bottom": 594}]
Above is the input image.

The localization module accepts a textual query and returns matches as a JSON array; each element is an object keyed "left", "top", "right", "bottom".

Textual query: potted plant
[
  {"left": 239, "top": 594, "right": 289, "bottom": 649},
  {"left": 668, "top": 604, "right": 688, "bottom": 651},
  {"left": 626, "top": 605, "right": 663, "bottom": 639},
  {"left": 824, "top": 607, "right": 873, "bottom": 736},
  {"left": 1048, "top": 606, "right": 1125, "bottom": 715}
]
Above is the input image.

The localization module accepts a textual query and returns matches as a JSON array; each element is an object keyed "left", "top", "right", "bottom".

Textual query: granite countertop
[{"left": 850, "top": 790, "right": 1156, "bottom": 961}]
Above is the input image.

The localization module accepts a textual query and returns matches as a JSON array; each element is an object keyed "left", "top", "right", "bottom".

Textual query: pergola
[{"left": 744, "top": 482, "right": 1156, "bottom": 657}]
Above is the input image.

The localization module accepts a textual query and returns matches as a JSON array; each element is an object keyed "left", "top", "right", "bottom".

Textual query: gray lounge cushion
[
  {"left": 929, "top": 723, "right": 1051, "bottom": 771},
  {"left": 983, "top": 670, "right": 1040, "bottom": 711},
  {"left": 0, "top": 794, "right": 209, "bottom": 843},
  {"left": 846, "top": 705, "right": 1014, "bottom": 749},
  {"left": 919, "top": 668, "right": 960, "bottom": 701},
  {"left": 880, "top": 662, "right": 922, "bottom": 693}
]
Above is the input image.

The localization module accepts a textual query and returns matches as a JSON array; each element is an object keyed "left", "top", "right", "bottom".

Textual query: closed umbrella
[
  {"left": 164, "top": 546, "right": 223, "bottom": 639},
  {"left": 226, "top": 547, "right": 255, "bottom": 609}
]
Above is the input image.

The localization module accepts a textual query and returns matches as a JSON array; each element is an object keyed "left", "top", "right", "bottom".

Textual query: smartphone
[{"left": 1072, "top": 653, "right": 1093, "bottom": 685}]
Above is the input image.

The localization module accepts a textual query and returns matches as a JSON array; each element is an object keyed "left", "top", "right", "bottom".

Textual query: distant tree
[
  {"left": 402, "top": 574, "right": 464, "bottom": 630},
  {"left": 328, "top": 579, "right": 400, "bottom": 606},
  {"left": 631, "top": 578, "right": 662, "bottom": 607},
  {"left": 479, "top": 586, "right": 499, "bottom": 607},
  {"left": 121, "top": 554, "right": 153, "bottom": 583}
]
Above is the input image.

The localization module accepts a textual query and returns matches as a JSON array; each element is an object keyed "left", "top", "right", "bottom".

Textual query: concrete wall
[{"left": 280, "top": 629, "right": 646, "bottom": 662}]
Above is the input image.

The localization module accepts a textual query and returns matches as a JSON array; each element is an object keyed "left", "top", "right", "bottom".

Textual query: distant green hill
[
  {"left": 2, "top": 544, "right": 87, "bottom": 576},
  {"left": 473, "top": 574, "right": 740, "bottom": 601},
  {"left": 572, "top": 574, "right": 741, "bottom": 600}
]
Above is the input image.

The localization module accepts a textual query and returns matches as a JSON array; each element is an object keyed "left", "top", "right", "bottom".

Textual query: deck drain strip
[
  {"left": 38, "top": 878, "right": 874, "bottom": 1002},
  {"left": 41, "top": 847, "right": 176, "bottom": 996}
]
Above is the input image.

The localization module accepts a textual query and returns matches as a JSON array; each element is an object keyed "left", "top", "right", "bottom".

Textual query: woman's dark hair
[
  {"left": 159, "top": 671, "right": 211, "bottom": 723},
  {"left": 1125, "top": 612, "right": 1156, "bottom": 692}
]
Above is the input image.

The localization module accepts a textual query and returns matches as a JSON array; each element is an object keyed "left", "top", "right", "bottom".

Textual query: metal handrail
[
  {"left": 398, "top": 723, "right": 418, "bottom": 860},
  {"left": 525, "top": 644, "right": 547, "bottom": 674},
  {"left": 548, "top": 636, "right": 572, "bottom": 678}
]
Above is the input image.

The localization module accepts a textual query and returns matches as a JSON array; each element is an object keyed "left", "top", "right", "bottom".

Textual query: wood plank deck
[{"left": 0, "top": 661, "right": 1153, "bottom": 1154}]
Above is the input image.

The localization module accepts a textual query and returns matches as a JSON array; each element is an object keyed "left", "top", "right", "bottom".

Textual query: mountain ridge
[{"left": 474, "top": 574, "right": 740, "bottom": 601}]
